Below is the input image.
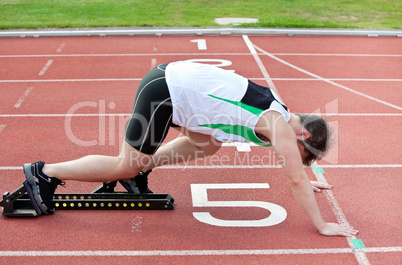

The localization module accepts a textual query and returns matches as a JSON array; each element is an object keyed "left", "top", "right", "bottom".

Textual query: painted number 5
[{"left": 191, "top": 183, "right": 287, "bottom": 227}]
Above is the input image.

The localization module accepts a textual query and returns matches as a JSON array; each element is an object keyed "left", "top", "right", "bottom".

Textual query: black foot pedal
[
  {"left": 1, "top": 181, "right": 174, "bottom": 217},
  {"left": 53, "top": 193, "right": 174, "bottom": 210},
  {"left": 0, "top": 184, "right": 40, "bottom": 217}
]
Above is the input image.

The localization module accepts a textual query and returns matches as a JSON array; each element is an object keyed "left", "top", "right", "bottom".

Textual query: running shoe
[
  {"left": 23, "top": 161, "right": 65, "bottom": 215},
  {"left": 119, "top": 170, "right": 153, "bottom": 194}
]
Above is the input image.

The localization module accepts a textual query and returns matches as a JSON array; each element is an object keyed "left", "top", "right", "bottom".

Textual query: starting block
[{"left": 0, "top": 181, "right": 174, "bottom": 217}]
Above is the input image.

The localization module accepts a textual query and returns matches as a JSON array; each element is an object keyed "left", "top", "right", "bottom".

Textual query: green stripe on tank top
[
  {"left": 198, "top": 123, "right": 271, "bottom": 147},
  {"left": 198, "top": 94, "right": 270, "bottom": 147},
  {"left": 208, "top": 94, "right": 264, "bottom": 116}
]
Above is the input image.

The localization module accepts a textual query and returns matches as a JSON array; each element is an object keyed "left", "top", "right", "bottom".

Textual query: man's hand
[
  {"left": 319, "top": 222, "right": 359, "bottom": 237},
  {"left": 310, "top": 182, "right": 359, "bottom": 236},
  {"left": 311, "top": 181, "right": 332, "bottom": 193}
]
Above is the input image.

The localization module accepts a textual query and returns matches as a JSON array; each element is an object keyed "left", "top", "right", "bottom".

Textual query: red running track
[{"left": 0, "top": 35, "right": 401, "bottom": 264}]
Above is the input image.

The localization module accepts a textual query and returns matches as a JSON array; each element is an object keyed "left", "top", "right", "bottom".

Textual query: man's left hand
[{"left": 311, "top": 181, "right": 332, "bottom": 192}]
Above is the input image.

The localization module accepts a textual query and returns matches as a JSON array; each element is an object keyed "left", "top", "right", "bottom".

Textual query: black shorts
[{"left": 125, "top": 64, "right": 177, "bottom": 155}]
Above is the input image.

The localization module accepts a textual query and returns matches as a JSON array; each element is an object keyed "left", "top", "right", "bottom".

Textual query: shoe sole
[
  {"left": 23, "top": 163, "right": 50, "bottom": 214},
  {"left": 119, "top": 180, "right": 153, "bottom": 194},
  {"left": 23, "top": 180, "right": 42, "bottom": 215},
  {"left": 119, "top": 180, "right": 141, "bottom": 194}
]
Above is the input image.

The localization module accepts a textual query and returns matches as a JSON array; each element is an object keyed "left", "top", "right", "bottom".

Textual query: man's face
[{"left": 297, "top": 141, "right": 309, "bottom": 159}]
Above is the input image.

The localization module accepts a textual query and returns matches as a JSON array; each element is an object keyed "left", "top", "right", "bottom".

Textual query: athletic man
[{"left": 23, "top": 61, "right": 358, "bottom": 237}]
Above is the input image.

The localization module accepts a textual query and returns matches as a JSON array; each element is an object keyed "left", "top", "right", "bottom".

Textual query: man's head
[{"left": 295, "top": 114, "right": 333, "bottom": 166}]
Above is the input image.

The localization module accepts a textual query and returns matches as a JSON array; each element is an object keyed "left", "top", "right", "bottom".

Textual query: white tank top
[{"left": 165, "top": 61, "right": 290, "bottom": 146}]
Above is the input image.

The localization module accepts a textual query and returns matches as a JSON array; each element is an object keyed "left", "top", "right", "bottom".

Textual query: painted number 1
[
  {"left": 190, "top": 39, "right": 207, "bottom": 50},
  {"left": 191, "top": 183, "right": 287, "bottom": 227}
]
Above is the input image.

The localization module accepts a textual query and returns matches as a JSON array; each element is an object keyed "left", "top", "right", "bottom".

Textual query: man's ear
[{"left": 296, "top": 129, "right": 310, "bottom": 140}]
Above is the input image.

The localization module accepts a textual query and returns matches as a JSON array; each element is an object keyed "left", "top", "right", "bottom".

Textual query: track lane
[{"left": 0, "top": 34, "right": 401, "bottom": 264}]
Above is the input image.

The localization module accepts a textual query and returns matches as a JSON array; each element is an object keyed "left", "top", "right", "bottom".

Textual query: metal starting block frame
[{"left": 0, "top": 181, "right": 174, "bottom": 217}]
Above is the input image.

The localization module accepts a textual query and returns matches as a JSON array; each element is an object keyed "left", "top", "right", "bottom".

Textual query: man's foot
[
  {"left": 119, "top": 170, "right": 153, "bottom": 194},
  {"left": 23, "top": 161, "right": 64, "bottom": 215}
]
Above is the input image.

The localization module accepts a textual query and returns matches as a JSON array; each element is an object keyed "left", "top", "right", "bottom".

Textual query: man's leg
[
  {"left": 142, "top": 128, "right": 222, "bottom": 172},
  {"left": 42, "top": 141, "right": 151, "bottom": 182}
]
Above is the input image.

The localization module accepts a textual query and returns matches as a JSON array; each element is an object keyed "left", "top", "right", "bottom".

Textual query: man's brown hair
[{"left": 296, "top": 114, "right": 333, "bottom": 166}]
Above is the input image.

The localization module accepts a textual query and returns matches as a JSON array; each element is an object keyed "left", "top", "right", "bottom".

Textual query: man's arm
[{"left": 257, "top": 112, "right": 358, "bottom": 236}]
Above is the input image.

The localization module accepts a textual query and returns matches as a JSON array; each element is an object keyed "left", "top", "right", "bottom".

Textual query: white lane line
[
  {"left": 38, "top": 60, "right": 54, "bottom": 76},
  {"left": 0, "top": 53, "right": 252, "bottom": 58},
  {"left": 242, "top": 35, "right": 257, "bottom": 54},
  {"left": 0, "top": 78, "right": 142, "bottom": 83},
  {"left": 270, "top": 53, "right": 402, "bottom": 57},
  {"left": 150, "top": 58, "right": 157, "bottom": 69},
  {"left": 0, "top": 53, "right": 400, "bottom": 58},
  {"left": 0, "top": 78, "right": 401, "bottom": 83},
  {"left": 268, "top": 78, "right": 402, "bottom": 82},
  {"left": 56, "top": 43, "right": 65, "bottom": 53},
  {"left": 0, "top": 124, "right": 6, "bottom": 133},
  {"left": 242, "top": 35, "right": 283, "bottom": 102},
  {"left": 13, "top": 87, "right": 34, "bottom": 108},
  {"left": 323, "top": 113, "right": 402, "bottom": 116},
  {"left": 1, "top": 166, "right": 22, "bottom": 170},
  {"left": 0, "top": 247, "right": 400, "bottom": 257},
  {"left": 0, "top": 113, "right": 129, "bottom": 117},
  {"left": 253, "top": 45, "right": 402, "bottom": 111},
  {"left": 311, "top": 161, "right": 370, "bottom": 265},
  {"left": 319, "top": 164, "right": 402, "bottom": 168},
  {"left": 157, "top": 164, "right": 402, "bottom": 169},
  {"left": 1, "top": 164, "right": 401, "bottom": 170},
  {"left": 0, "top": 111, "right": 400, "bottom": 118}
]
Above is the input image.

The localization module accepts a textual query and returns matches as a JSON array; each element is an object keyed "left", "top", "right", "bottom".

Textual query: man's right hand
[{"left": 319, "top": 222, "right": 359, "bottom": 237}]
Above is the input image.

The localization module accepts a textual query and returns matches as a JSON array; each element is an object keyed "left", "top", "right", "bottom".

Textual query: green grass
[{"left": 0, "top": 0, "right": 401, "bottom": 29}]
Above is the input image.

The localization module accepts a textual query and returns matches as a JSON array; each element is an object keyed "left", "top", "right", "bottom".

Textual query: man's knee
[
  {"left": 189, "top": 136, "right": 221, "bottom": 156},
  {"left": 117, "top": 144, "right": 153, "bottom": 177},
  {"left": 186, "top": 130, "right": 221, "bottom": 155}
]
